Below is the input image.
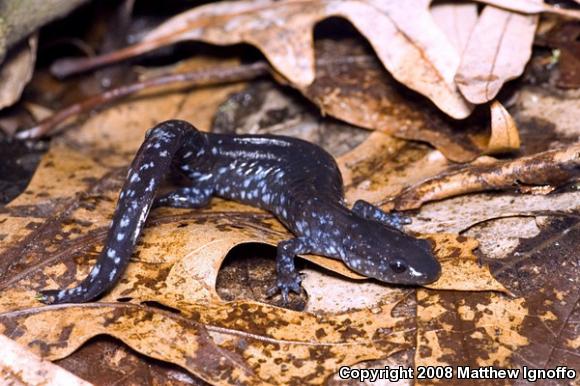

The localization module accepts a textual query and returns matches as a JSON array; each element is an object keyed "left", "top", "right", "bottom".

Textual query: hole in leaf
[{"left": 216, "top": 242, "right": 306, "bottom": 311}]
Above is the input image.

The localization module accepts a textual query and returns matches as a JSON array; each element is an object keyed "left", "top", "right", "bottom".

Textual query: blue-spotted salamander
[{"left": 40, "top": 120, "right": 440, "bottom": 304}]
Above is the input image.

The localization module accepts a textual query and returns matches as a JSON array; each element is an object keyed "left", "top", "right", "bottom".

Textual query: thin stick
[
  {"left": 20, "top": 55, "right": 373, "bottom": 139},
  {"left": 18, "top": 62, "right": 270, "bottom": 139},
  {"left": 51, "top": 33, "right": 185, "bottom": 79},
  {"left": 392, "top": 143, "right": 580, "bottom": 210}
]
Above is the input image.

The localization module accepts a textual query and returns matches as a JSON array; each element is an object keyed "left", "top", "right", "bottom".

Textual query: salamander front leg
[
  {"left": 352, "top": 199, "right": 411, "bottom": 230},
  {"left": 267, "top": 237, "right": 314, "bottom": 303}
]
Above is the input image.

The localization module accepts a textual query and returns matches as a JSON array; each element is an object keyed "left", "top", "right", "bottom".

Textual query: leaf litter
[
  {"left": 0, "top": 60, "right": 530, "bottom": 383},
  {"left": 0, "top": 1, "right": 579, "bottom": 384}
]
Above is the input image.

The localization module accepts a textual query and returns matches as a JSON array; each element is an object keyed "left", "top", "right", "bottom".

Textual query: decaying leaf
[
  {"left": 52, "top": 0, "right": 473, "bottom": 119},
  {"left": 393, "top": 142, "right": 580, "bottom": 211},
  {"left": 455, "top": 4, "right": 539, "bottom": 104},
  {"left": 303, "top": 39, "right": 482, "bottom": 163},
  {"left": 407, "top": 191, "right": 580, "bottom": 235},
  {"left": 0, "top": 58, "right": 513, "bottom": 381},
  {"left": 421, "top": 234, "right": 509, "bottom": 293},
  {"left": 0, "top": 334, "right": 91, "bottom": 386},
  {"left": 0, "top": 35, "right": 37, "bottom": 110},
  {"left": 416, "top": 291, "right": 530, "bottom": 378},
  {"left": 416, "top": 216, "right": 580, "bottom": 380},
  {"left": 0, "top": 299, "right": 413, "bottom": 385}
]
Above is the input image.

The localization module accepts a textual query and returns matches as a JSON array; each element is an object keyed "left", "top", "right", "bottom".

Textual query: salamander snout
[
  {"left": 344, "top": 227, "right": 441, "bottom": 286},
  {"left": 386, "top": 238, "right": 441, "bottom": 285}
]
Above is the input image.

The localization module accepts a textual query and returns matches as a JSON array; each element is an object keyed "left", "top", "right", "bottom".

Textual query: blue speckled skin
[{"left": 40, "top": 120, "right": 440, "bottom": 304}]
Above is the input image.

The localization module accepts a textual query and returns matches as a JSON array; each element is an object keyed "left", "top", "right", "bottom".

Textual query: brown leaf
[
  {"left": 473, "top": 0, "right": 580, "bottom": 19},
  {"left": 486, "top": 100, "right": 521, "bottom": 154},
  {"left": 416, "top": 216, "right": 580, "bottom": 381},
  {"left": 430, "top": 1, "right": 478, "bottom": 54},
  {"left": 146, "top": 0, "right": 473, "bottom": 118},
  {"left": 0, "top": 35, "right": 37, "bottom": 110},
  {"left": 421, "top": 234, "right": 509, "bottom": 293},
  {"left": 304, "top": 39, "right": 520, "bottom": 162},
  {"left": 303, "top": 39, "right": 482, "bottom": 163},
  {"left": 0, "top": 334, "right": 92, "bottom": 386},
  {"left": 0, "top": 299, "right": 412, "bottom": 384},
  {"left": 416, "top": 291, "right": 530, "bottom": 376},
  {"left": 455, "top": 4, "right": 539, "bottom": 104},
  {"left": 54, "top": 0, "right": 473, "bottom": 119}
]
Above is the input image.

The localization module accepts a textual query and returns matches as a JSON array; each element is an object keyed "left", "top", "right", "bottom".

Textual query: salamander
[{"left": 40, "top": 119, "right": 441, "bottom": 304}]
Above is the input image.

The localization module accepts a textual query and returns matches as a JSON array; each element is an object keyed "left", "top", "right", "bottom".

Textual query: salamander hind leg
[
  {"left": 352, "top": 199, "right": 411, "bottom": 230},
  {"left": 39, "top": 120, "right": 204, "bottom": 304},
  {"left": 267, "top": 237, "right": 315, "bottom": 304}
]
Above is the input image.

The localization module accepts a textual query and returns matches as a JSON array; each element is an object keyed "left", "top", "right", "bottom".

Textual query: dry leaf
[
  {"left": 430, "top": 1, "right": 478, "bottom": 54},
  {"left": 455, "top": 4, "right": 539, "bottom": 104},
  {"left": 0, "top": 334, "right": 92, "bottom": 386},
  {"left": 53, "top": 0, "right": 473, "bottom": 119},
  {"left": 473, "top": 0, "right": 580, "bottom": 18},
  {"left": 337, "top": 131, "right": 450, "bottom": 204},
  {"left": 304, "top": 39, "right": 481, "bottom": 162},
  {"left": 0, "top": 299, "right": 412, "bottom": 385},
  {"left": 415, "top": 215, "right": 580, "bottom": 383},
  {"left": 144, "top": 0, "right": 473, "bottom": 118},
  {"left": 0, "top": 63, "right": 511, "bottom": 381},
  {"left": 416, "top": 291, "right": 529, "bottom": 377},
  {"left": 486, "top": 100, "right": 521, "bottom": 154},
  {"left": 0, "top": 35, "right": 37, "bottom": 110},
  {"left": 421, "top": 234, "right": 509, "bottom": 293}
]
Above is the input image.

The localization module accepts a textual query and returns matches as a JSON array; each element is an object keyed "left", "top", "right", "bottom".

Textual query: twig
[
  {"left": 17, "top": 62, "right": 270, "bottom": 139},
  {"left": 18, "top": 55, "right": 373, "bottom": 139},
  {"left": 392, "top": 143, "right": 580, "bottom": 210},
  {"left": 50, "top": 32, "right": 185, "bottom": 78}
]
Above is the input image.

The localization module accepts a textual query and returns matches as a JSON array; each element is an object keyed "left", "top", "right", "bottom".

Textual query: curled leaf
[{"left": 485, "top": 100, "right": 521, "bottom": 154}]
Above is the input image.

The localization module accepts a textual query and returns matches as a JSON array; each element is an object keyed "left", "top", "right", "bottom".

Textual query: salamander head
[{"left": 343, "top": 221, "right": 440, "bottom": 285}]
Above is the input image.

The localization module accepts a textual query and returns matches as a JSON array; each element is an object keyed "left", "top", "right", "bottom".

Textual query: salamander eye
[{"left": 389, "top": 258, "right": 407, "bottom": 274}]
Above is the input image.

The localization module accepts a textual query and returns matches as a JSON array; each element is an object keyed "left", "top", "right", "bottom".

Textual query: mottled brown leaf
[
  {"left": 0, "top": 64, "right": 508, "bottom": 383},
  {"left": 415, "top": 216, "right": 580, "bottom": 384}
]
